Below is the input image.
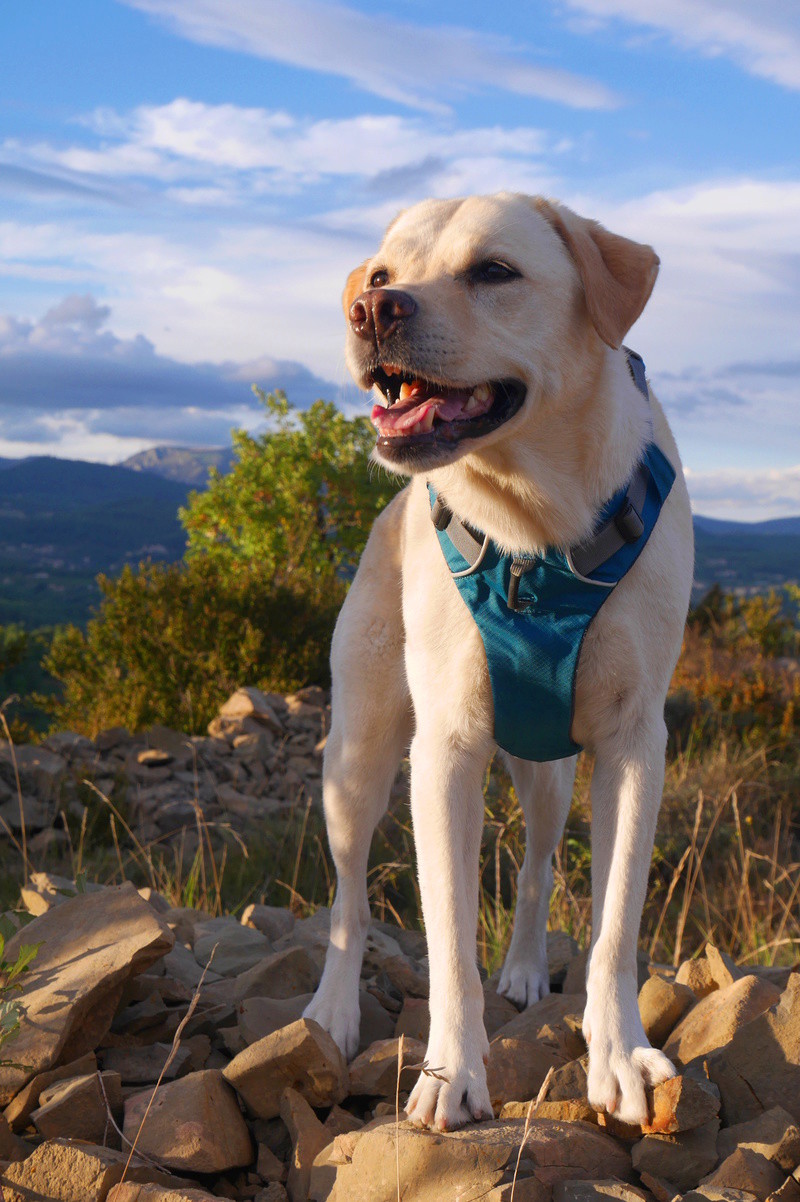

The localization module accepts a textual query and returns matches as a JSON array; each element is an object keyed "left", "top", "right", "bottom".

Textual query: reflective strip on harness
[{"left": 428, "top": 351, "right": 676, "bottom": 762}]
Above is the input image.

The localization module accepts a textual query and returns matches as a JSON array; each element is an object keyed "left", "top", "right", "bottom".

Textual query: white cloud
[
  {"left": 123, "top": 0, "right": 619, "bottom": 112},
  {"left": 561, "top": 0, "right": 800, "bottom": 90},
  {"left": 685, "top": 464, "right": 800, "bottom": 520}
]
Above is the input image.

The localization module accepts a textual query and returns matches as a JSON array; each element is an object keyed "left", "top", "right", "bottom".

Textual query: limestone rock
[
  {"left": 108, "top": 1189, "right": 229, "bottom": 1201},
  {"left": 218, "top": 688, "right": 283, "bottom": 733},
  {"left": 347, "top": 1037, "right": 425, "bottom": 1097},
  {"left": 256, "top": 1186, "right": 290, "bottom": 1202},
  {"left": 281, "top": 1086, "right": 333, "bottom": 1202},
  {"left": 223, "top": 1018, "right": 347, "bottom": 1118},
  {"left": 19, "top": 870, "right": 104, "bottom": 915},
  {"left": 642, "top": 1074, "right": 721, "bottom": 1135},
  {"left": 632, "top": 1119, "right": 721, "bottom": 1192},
  {"left": 31, "top": 1070, "right": 122, "bottom": 1143},
  {"left": 242, "top": 903, "right": 296, "bottom": 941},
  {"left": 707, "top": 975, "right": 800, "bottom": 1125},
  {"left": 123, "top": 1070, "right": 253, "bottom": 1173},
  {"left": 238, "top": 994, "right": 315, "bottom": 1044},
  {"left": 323, "top": 1117, "right": 631, "bottom": 1202},
  {"left": 676, "top": 957, "right": 719, "bottom": 999},
  {"left": 257, "top": 1141, "right": 288, "bottom": 1181},
  {"left": 663, "top": 976, "right": 781, "bottom": 1066},
  {"left": 101, "top": 1043, "right": 192, "bottom": 1085},
  {"left": 3, "top": 1052, "right": 97, "bottom": 1131},
  {"left": 552, "top": 1184, "right": 650, "bottom": 1202},
  {"left": 233, "top": 946, "right": 322, "bottom": 1001},
  {"left": 547, "top": 930, "right": 580, "bottom": 988},
  {"left": 486, "top": 1035, "right": 569, "bottom": 1111},
  {"left": 683, "top": 1191, "right": 758, "bottom": 1202},
  {"left": 0, "top": 883, "right": 174, "bottom": 1104},
  {"left": 484, "top": 985, "right": 522, "bottom": 1038},
  {"left": 717, "top": 1107, "right": 800, "bottom": 1173},
  {"left": 0, "top": 1139, "right": 182, "bottom": 1201},
  {"left": 492, "top": 992, "right": 586, "bottom": 1049},
  {"left": 193, "top": 917, "right": 272, "bottom": 975},
  {"left": 705, "top": 946, "right": 745, "bottom": 990},
  {"left": 701, "top": 1149, "right": 787, "bottom": 1201},
  {"left": 639, "top": 975, "right": 697, "bottom": 1046}
]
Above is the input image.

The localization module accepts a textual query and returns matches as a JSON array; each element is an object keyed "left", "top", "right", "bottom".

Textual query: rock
[
  {"left": 663, "top": 976, "right": 781, "bottom": 1066},
  {"left": 281, "top": 1086, "right": 333, "bottom": 1202},
  {"left": 257, "top": 1142, "right": 288, "bottom": 1181},
  {"left": 0, "top": 1139, "right": 181, "bottom": 1201},
  {"left": 484, "top": 985, "right": 521, "bottom": 1038},
  {"left": 768, "top": 1181, "right": 800, "bottom": 1202},
  {"left": 256, "top": 1186, "right": 290, "bottom": 1202},
  {"left": 101, "top": 1043, "right": 193, "bottom": 1085},
  {"left": 642, "top": 1074, "right": 721, "bottom": 1135},
  {"left": 324, "top": 1105, "right": 363, "bottom": 1138},
  {"left": 218, "top": 688, "right": 283, "bottom": 734},
  {"left": 492, "top": 991, "right": 586, "bottom": 1050},
  {"left": 500, "top": 1099, "right": 597, "bottom": 1124},
  {"left": 705, "top": 946, "right": 745, "bottom": 990},
  {"left": 347, "top": 1037, "right": 425, "bottom": 1097},
  {"left": 547, "top": 930, "right": 580, "bottom": 988},
  {"left": 162, "top": 941, "right": 220, "bottom": 989},
  {"left": 242, "top": 904, "right": 296, "bottom": 941},
  {"left": 395, "top": 996, "right": 429, "bottom": 1043},
  {"left": 19, "top": 870, "right": 105, "bottom": 915},
  {"left": 683, "top": 1191, "right": 758, "bottom": 1202},
  {"left": 486, "top": 1036, "right": 569, "bottom": 1111},
  {"left": 707, "top": 975, "right": 800, "bottom": 1125},
  {"left": 231, "top": 947, "right": 322, "bottom": 1001},
  {"left": 137, "top": 748, "right": 173, "bottom": 767},
  {"left": 701, "top": 1149, "right": 787, "bottom": 1200},
  {"left": 3, "top": 1051, "right": 97, "bottom": 1131},
  {"left": 0, "top": 883, "right": 174, "bottom": 1105},
  {"left": 0, "top": 743, "right": 66, "bottom": 800},
  {"left": 223, "top": 1018, "right": 348, "bottom": 1119},
  {"left": 108, "top": 1189, "right": 230, "bottom": 1201},
  {"left": 552, "top": 1185, "right": 650, "bottom": 1202},
  {"left": 717, "top": 1107, "right": 800, "bottom": 1173},
  {"left": 238, "top": 994, "right": 315, "bottom": 1044},
  {"left": 193, "top": 918, "right": 272, "bottom": 975},
  {"left": 123, "top": 1070, "right": 253, "bottom": 1173},
  {"left": 676, "top": 957, "right": 719, "bottom": 999},
  {"left": 31, "top": 1070, "right": 123, "bottom": 1143},
  {"left": 322, "top": 1117, "right": 631, "bottom": 1202},
  {"left": 639, "top": 975, "right": 697, "bottom": 1046},
  {"left": 631, "top": 1119, "right": 721, "bottom": 1192}
]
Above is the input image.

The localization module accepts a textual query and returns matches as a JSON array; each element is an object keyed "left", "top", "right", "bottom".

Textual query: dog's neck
[{"left": 426, "top": 345, "right": 651, "bottom": 555}]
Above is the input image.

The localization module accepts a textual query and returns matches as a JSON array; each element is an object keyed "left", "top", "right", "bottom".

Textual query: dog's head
[{"left": 343, "top": 193, "right": 659, "bottom": 474}]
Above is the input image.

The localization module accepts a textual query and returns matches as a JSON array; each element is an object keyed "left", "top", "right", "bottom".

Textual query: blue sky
[{"left": 1, "top": 0, "right": 799, "bottom": 518}]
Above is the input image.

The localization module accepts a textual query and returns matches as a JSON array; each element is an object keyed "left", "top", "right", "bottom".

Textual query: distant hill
[
  {"left": 0, "top": 450, "right": 797, "bottom": 627},
  {"left": 0, "top": 456, "right": 189, "bottom": 627},
  {"left": 121, "top": 445, "right": 234, "bottom": 486}
]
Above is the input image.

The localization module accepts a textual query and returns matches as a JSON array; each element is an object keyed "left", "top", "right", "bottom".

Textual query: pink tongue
[{"left": 371, "top": 385, "right": 487, "bottom": 435}]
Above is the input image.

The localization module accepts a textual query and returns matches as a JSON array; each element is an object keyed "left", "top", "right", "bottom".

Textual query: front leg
[
  {"left": 404, "top": 728, "right": 494, "bottom": 1131},
  {"left": 583, "top": 713, "right": 676, "bottom": 1124}
]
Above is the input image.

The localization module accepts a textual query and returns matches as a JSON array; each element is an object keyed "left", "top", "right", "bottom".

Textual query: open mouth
[{"left": 367, "top": 365, "right": 526, "bottom": 463}]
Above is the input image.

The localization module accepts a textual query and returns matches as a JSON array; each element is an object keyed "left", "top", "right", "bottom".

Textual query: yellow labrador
[{"left": 304, "top": 193, "right": 694, "bottom": 1129}]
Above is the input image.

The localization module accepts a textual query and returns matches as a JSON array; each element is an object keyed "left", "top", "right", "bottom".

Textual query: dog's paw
[
  {"left": 303, "top": 991, "right": 360, "bottom": 1062},
  {"left": 496, "top": 957, "right": 549, "bottom": 1010},
  {"left": 405, "top": 1036, "right": 493, "bottom": 1131},
  {"left": 587, "top": 1041, "right": 676, "bottom": 1126}
]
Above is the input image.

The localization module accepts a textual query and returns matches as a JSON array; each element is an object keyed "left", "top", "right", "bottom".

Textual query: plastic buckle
[
  {"left": 507, "top": 558, "right": 536, "bottom": 611},
  {"left": 614, "top": 498, "right": 644, "bottom": 543},
  {"left": 431, "top": 497, "right": 453, "bottom": 531}
]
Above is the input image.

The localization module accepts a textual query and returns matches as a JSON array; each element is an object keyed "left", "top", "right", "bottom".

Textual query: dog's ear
[
  {"left": 535, "top": 199, "right": 659, "bottom": 349},
  {"left": 342, "top": 261, "right": 369, "bottom": 316}
]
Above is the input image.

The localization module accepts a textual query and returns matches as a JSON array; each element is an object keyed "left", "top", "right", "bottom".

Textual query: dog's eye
[
  {"left": 469, "top": 261, "right": 521, "bottom": 284},
  {"left": 369, "top": 269, "right": 389, "bottom": 288}
]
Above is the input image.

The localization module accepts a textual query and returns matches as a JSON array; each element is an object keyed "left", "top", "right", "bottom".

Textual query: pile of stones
[
  {"left": 0, "top": 688, "right": 331, "bottom": 855},
  {"left": 0, "top": 875, "right": 798, "bottom": 1202}
]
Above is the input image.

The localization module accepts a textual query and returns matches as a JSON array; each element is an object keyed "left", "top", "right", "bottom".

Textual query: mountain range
[{"left": 0, "top": 450, "right": 797, "bottom": 629}]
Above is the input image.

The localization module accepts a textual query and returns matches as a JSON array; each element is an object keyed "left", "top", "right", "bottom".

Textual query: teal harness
[{"left": 429, "top": 351, "right": 676, "bottom": 762}]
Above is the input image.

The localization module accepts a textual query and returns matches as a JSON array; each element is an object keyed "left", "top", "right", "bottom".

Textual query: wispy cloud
[
  {"left": 685, "top": 463, "right": 800, "bottom": 520},
  {"left": 123, "top": 0, "right": 620, "bottom": 111},
  {"left": 561, "top": 0, "right": 800, "bottom": 91}
]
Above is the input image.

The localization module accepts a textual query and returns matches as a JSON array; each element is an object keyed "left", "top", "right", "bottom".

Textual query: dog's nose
[{"left": 349, "top": 288, "right": 417, "bottom": 342}]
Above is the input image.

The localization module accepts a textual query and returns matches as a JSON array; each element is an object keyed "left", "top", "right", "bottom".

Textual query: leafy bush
[{"left": 43, "top": 391, "right": 401, "bottom": 736}]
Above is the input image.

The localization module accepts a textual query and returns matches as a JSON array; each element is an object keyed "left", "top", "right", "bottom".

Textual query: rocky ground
[
  {"left": 0, "top": 689, "right": 798, "bottom": 1201},
  {"left": 0, "top": 874, "right": 798, "bottom": 1201},
  {"left": 0, "top": 687, "right": 330, "bottom": 861}
]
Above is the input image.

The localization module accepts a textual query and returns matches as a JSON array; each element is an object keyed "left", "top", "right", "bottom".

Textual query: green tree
[{"left": 44, "top": 391, "right": 402, "bottom": 735}]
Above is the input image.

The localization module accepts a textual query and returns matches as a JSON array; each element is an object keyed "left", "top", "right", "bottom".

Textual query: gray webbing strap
[
  {"left": 568, "top": 459, "right": 649, "bottom": 577},
  {"left": 431, "top": 349, "right": 653, "bottom": 586}
]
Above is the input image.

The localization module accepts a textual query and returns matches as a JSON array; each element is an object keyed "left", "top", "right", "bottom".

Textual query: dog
[{"left": 304, "top": 192, "right": 694, "bottom": 1130}]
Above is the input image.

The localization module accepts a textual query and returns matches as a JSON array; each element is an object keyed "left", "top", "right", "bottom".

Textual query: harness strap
[{"left": 430, "top": 348, "right": 656, "bottom": 595}]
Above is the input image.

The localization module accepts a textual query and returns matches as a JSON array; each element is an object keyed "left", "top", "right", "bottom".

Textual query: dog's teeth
[
  {"left": 419, "top": 409, "right": 435, "bottom": 432},
  {"left": 465, "top": 396, "right": 480, "bottom": 414},
  {"left": 473, "top": 383, "right": 490, "bottom": 402},
  {"left": 399, "top": 382, "right": 413, "bottom": 400}
]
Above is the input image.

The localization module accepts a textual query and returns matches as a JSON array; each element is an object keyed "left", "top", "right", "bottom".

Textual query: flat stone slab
[{"left": 0, "top": 884, "right": 174, "bottom": 1105}]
